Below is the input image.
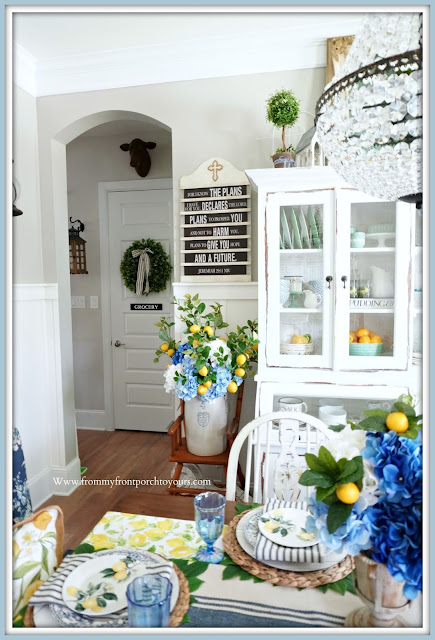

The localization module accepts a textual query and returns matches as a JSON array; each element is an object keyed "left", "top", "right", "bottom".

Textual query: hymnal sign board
[{"left": 180, "top": 158, "right": 251, "bottom": 282}]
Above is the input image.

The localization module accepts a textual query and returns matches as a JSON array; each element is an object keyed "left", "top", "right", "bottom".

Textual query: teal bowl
[{"left": 349, "top": 342, "right": 383, "bottom": 356}]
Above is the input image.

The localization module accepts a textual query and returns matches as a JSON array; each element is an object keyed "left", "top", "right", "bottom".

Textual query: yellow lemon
[
  {"left": 236, "top": 354, "right": 247, "bottom": 365},
  {"left": 299, "top": 532, "right": 316, "bottom": 541},
  {"left": 263, "top": 521, "right": 277, "bottom": 533},
  {"left": 66, "top": 586, "right": 79, "bottom": 598},
  {"left": 23, "top": 580, "right": 45, "bottom": 604},
  {"left": 197, "top": 385, "right": 207, "bottom": 395},
  {"left": 167, "top": 538, "right": 186, "bottom": 549},
  {"left": 114, "top": 570, "right": 128, "bottom": 581},
  {"left": 160, "top": 343, "right": 169, "bottom": 352},
  {"left": 219, "top": 337, "right": 226, "bottom": 342},
  {"left": 358, "top": 336, "right": 371, "bottom": 344},
  {"left": 370, "top": 335, "right": 383, "bottom": 344},
  {"left": 336, "top": 482, "right": 360, "bottom": 505},
  {"left": 33, "top": 511, "right": 52, "bottom": 531},
  {"left": 386, "top": 412, "right": 409, "bottom": 433},
  {"left": 128, "top": 533, "right": 147, "bottom": 547},
  {"left": 189, "top": 325, "right": 200, "bottom": 334},
  {"left": 198, "top": 366, "right": 208, "bottom": 377},
  {"left": 349, "top": 332, "right": 355, "bottom": 343},
  {"left": 130, "top": 520, "right": 149, "bottom": 530},
  {"left": 227, "top": 381, "right": 238, "bottom": 393},
  {"left": 83, "top": 597, "right": 98, "bottom": 610},
  {"left": 91, "top": 606, "right": 105, "bottom": 613},
  {"left": 170, "top": 546, "right": 191, "bottom": 558},
  {"left": 234, "top": 368, "right": 245, "bottom": 378},
  {"left": 253, "top": 343, "right": 258, "bottom": 351},
  {"left": 192, "top": 339, "right": 200, "bottom": 347},
  {"left": 99, "top": 517, "right": 110, "bottom": 524},
  {"left": 167, "top": 348, "right": 175, "bottom": 357},
  {"left": 112, "top": 560, "right": 127, "bottom": 572},
  {"left": 204, "top": 380, "right": 212, "bottom": 388},
  {"left": 204, "top": 326, "right": 214, "bottom": 336},
  {"left": 356, "top": 328, "right": 369, "bottom": 338},
  {"left": 145, "top": 530, "right": 166, "bottom": 541},
  {"left": 156, "top": 519, "right": 173, "bottom": 531},
  {"left": 89, "top": 534, "right": 115, "bottom": 551}
]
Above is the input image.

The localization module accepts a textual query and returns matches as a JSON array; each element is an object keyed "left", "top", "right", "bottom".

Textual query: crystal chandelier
[{"left": 316, "top": 13, "right": 422, "bottom": 204}]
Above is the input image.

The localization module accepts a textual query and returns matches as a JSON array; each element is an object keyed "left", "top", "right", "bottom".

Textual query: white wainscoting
[
  {"left": 75, "top": 410, "right": 108, "bottom": 430},
  {"left": 13, "top": 284, "right": 81, "bottom": 508}
]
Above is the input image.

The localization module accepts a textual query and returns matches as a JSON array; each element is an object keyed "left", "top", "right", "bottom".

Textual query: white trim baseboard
[
  {"left": 75, "top": 410, "right": 109, "bottom": 430},
  {"left": 29, "top": 456, "right": 82, "bottom": 509}
]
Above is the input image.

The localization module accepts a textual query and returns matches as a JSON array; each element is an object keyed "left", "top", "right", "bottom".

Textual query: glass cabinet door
[
  {"left": 335, "top": 190, "right": 412, "bottom": 371},
  {"left": 266, "top": 190, "right": 334, "bottom": 369}
]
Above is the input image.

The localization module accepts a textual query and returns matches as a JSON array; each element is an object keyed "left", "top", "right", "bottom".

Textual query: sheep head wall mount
[{"left": 120, "top": 138, "right": 157, "bottom": 178}]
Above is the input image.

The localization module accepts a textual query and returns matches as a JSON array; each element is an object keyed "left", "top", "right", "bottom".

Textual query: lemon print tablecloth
[{"left": 80, "top": 511, "right": 205, "bottom": 560}]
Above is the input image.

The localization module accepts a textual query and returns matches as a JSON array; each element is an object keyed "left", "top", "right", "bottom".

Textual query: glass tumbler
[
  {"left": 349, "top": 279, "right": 358, "bottom": 299},
  {"left": 194, "top": 492, "right": 226, "bottom": 564},
  {"left": 358, "top": 280, "right": 371, "bottom": 298},
  {"left": 126, "top": 575, "right": 172, "bottom": 628}
]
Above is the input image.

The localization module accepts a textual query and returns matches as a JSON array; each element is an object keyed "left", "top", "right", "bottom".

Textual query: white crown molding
[
  {"left": 13, "top": 43, "right": 37, "bottom": 96},
  {"left": 14, "top": 31, "right": 330, "bottom": 98}
]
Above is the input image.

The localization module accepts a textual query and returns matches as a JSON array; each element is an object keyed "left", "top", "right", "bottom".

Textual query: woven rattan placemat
[
  {"left": 223, "top": 512, "right": 354, "bottom": 588},
  {"left": 24, "top": 562, "right": 190, "bottom": 628}
]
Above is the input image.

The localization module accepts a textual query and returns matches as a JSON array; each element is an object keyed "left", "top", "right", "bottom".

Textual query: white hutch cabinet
[{"left": 246, "top": 167, "right": 421, "bottom": 422}]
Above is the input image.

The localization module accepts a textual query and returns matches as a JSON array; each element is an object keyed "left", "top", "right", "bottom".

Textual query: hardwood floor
[{"left": 40, "top": 429, "right": 176, "bottom": 551}]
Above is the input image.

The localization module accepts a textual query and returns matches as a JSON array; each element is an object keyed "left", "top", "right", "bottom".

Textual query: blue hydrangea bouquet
[
  {"left": 154, "top": 294, "right": 258, "bottom": 402},
  {"left": 299, "top": 396, "right": 422, "bottom": 600}
]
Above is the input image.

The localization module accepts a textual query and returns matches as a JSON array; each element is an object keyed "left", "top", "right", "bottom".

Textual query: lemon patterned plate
[
  {"left": 62, "top": 550, "right": 178, "bottom": 616},
  {"left": 258, "top": 508, "right": 318, "bottom": 548}
]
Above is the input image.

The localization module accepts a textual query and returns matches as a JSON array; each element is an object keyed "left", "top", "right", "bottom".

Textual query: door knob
[
  {"left": 341, "top": 275, "right": 348, "bottom": 289},
  {"left": 114, "top": 340, "right": 125, "bottom": 347},
  {"left": 325, "top": 276, "right": 333, "bottom": 289}
]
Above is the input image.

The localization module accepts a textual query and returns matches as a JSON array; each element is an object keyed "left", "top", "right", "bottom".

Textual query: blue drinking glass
[
  {"left": 194, "top": 491, "right": 226, "bottom": 563},
  {"left": 126, "top": 575, "right": 172, "bottom": 627}
]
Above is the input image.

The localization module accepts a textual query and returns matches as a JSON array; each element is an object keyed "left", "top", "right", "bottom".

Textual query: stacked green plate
[{"left": 308, "top": 207, "right": 321, "bottom": 249}]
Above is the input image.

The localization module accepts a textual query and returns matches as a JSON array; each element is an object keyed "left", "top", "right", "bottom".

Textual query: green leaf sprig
[{"left": 299, "top": 447, "right": 364, "bottom": 534}]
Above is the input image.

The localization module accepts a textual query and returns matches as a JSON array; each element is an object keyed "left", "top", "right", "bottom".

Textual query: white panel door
[{"left": 108, "top": 188, "right": 174, "bottom": 431}]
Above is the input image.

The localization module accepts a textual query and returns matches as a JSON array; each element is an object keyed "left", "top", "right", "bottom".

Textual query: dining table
[{"left": 29, "top": 491, "right": 423, "bottom": 629}]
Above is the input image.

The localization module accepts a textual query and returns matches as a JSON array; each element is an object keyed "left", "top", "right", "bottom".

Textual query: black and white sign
[
  {"left": 180, "top": 158, "right": 251, "bottom": 282},
  {"left": 349, "top": 298, "right": 394, "bottom": 310},
  {"left": 184, "top": 265, "right": 247, "bottom": 276},
  {"left": 183, "top": 224, "right": 248, "bottom": 238},
  {"left": 183, "top": 185, "right": 248, "bottom": 199},
  {"left": 130, "top": 303, "right": 163, "bottom": 311},
  {"left": 184, "top": 198, "right": 249, "bottom": 212},
  {"left": 184, "top": 238, "right": 248, "bottom": 251}
]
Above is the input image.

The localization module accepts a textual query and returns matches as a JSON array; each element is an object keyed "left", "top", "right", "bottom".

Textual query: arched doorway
[{"left": 51, "top": 110, "right": 173, "bottom": 472}]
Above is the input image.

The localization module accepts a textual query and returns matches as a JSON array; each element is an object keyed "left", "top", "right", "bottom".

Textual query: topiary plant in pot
[{"left": 266, "top": 89, "right": 300, "bottom": 168}]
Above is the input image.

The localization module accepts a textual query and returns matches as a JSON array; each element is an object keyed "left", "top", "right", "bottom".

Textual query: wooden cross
[{"left": 208, "top": 159, "right": 223, "bottom": 182}]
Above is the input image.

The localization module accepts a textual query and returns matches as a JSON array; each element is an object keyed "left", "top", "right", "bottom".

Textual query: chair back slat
[{"left": 226, "top": 411, "right": 331, "bottom": 502}]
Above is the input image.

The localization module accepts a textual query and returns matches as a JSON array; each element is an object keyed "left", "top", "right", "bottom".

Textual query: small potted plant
[{"left": 266, "top": 89, "right": 300, "bottom": 168}]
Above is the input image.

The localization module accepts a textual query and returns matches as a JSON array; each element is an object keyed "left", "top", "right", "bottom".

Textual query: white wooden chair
[{"left": 226, "top": 412, "right": 331, "bottom": 503}]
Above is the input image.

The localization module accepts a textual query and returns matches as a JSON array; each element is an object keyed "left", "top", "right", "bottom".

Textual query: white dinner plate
[
  {"left": 236, "top": 507, "right": 346, "bottom": 572},
  {"left": 62, "top": 549, "right": 178, "bottom": 617}
]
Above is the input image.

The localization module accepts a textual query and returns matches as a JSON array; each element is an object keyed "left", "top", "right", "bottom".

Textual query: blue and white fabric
[{"left": 12, "top": 427, "right": 33, "bottom": 524}]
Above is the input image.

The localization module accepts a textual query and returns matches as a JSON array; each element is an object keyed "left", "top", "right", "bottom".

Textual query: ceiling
[{"left": 12, "top": 10, "right": 367, "bottom": 97}]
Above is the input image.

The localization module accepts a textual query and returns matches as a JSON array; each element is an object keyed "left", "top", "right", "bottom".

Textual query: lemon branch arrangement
[
  {"left": 298, "top": 394, "right": 422, "bottom": 600},
  {"left": 154, "top": 294, "right": 259, "bottom": 402}
]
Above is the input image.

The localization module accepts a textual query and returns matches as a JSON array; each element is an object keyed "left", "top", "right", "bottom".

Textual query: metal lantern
[
  {"left": 69, "top": 218, "right": 88, "bottom": 274},
  {"left": 316, "top": 13, "right": 422, "bottom": 204}
]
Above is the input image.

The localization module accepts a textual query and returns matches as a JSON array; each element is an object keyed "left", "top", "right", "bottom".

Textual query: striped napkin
[
  {"left": 254, "top": 499, "right": 324, "bottom": 563},
  {"left": 29, "top": 549, "right": 173, "bottom": 621}
]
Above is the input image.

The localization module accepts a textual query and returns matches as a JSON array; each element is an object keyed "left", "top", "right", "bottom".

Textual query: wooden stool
[{"left": 167, "top": 384, "right": 245, "bottom": 496}]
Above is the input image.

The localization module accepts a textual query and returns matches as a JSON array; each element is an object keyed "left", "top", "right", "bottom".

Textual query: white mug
[
  {"left": 278, "top": 397, "right": 308, "bottom": 413},
  {"left": 319, "top": 405, "right": 347, "bottom": 426}
]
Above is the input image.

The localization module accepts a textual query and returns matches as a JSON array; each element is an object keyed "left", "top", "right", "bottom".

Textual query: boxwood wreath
[{"left": 120, "top": 239, "right": 172, "bottom": 296}]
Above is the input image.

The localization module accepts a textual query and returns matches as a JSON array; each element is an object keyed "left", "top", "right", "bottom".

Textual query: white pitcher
[
  {"left": 303, "top": 289, "right": 322, "bottom": 308},
  {"left": 370, "top": 266, "right": 394, "bottom": 298}
]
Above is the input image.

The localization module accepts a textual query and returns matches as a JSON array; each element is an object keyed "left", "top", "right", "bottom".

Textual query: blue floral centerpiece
[
  {"left": 154, "top": 295, "right": 258, "bottom": 457},
  {"left": 299, "top": 396, "right": 422, "bottom": 607},
  {"left": 154, "top": 295, "right": 258, "bottom": 403}
]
